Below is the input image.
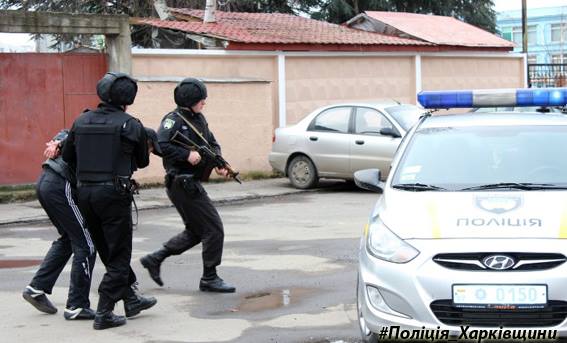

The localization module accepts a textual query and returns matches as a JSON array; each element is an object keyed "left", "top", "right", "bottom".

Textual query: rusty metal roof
[{"left": 362, "top": 11, "right": 514, "bottom": 48}]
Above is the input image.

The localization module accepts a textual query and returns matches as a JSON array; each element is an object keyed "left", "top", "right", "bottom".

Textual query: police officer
[
  {"left": 63, "top": 72, "right": 156, "bottom": 330},
  {"left": 22, "top": 130, "right": 97, "bottom": 320},
  {"left": 140, "top": 78, "right": 235, "bottom": 293}
]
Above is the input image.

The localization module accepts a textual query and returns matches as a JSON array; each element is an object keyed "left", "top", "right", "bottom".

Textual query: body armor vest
[{"left": 74, "top": 109, "right": 134, "bottom": 182}]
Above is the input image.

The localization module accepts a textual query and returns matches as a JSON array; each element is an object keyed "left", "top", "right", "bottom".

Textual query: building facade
[{"left": 497, "top": 6, "right": 567, "bottom": 64}]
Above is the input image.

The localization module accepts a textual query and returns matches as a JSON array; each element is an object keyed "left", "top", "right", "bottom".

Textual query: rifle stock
[{"left": 171, "top": 131, "right": 242, "bottom": 184}]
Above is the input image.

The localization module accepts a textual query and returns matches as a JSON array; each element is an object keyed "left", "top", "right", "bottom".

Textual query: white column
[
  {"left": 277, "top": 54, "right": 287, "bottom": 128},
  {"left": 415, "top": 54, "right": 422, "bottom": 104}
]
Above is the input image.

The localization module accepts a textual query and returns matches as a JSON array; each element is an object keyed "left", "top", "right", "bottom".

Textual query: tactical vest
[{"left": 74, "top": 109, "right": 134, "bottom": 182}]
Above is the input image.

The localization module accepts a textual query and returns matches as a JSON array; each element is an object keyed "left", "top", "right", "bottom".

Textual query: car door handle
[
  {"left": 355, "top": 140, "right": 365, "bottom": 145},
  {"left": 309, "top": 136, "right": 318, "bottom": 141}
]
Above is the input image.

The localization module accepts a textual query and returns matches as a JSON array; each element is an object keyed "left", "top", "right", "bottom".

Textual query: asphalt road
[{"left": 0, "top": 185, "right": 379, "bottom": 343}]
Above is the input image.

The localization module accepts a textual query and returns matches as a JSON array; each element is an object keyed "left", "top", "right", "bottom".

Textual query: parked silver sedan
[{"left": 269, "top": 103, "right": 425, "bottom": 189}]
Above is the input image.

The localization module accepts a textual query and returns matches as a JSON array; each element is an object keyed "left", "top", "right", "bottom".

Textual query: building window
[
  {"left": 527, "top": 55, "right": 537, "bottom": 64},
  {"left": 512, "top": 25, "right": 537, "bottom": 45},
  {"left": 501, "top": 30, "right": 512, "bottom": 41},
  {"left": 551, "top": 54, "right": 566, "bottom": 64},
  {"left": 551, "top": 23, "right": 567, "bottom": 42}
]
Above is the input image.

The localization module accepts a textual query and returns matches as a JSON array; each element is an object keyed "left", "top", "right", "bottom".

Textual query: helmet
[
  {"left": 96, "top": 72, "right": 138, "bottom": 106},
  {"left": 174, "top": 77, "right": 207, "bottom": 108}
]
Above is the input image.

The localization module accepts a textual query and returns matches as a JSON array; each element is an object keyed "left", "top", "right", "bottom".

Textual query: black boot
[
  {"left": 140, "top": 247, "right": 171, "bottom": 286},
  {"left": 93, "top": 296, "right": 126, "bottom": 330},
  {"left": 199, "top": 276, "right": 236, "bottom": 293},
  {"left": 123, "top": 283, "right": 157, "bottom": 318}
]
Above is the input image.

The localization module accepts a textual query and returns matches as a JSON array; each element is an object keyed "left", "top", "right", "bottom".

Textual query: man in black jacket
[
  {"left": 140, "top": 78, "right": 235, "bottom": 293},
  {"left": 23, "top": 130, "right": 97, "bottom": 320},
  {"left": 63, "top": 72, "right": 156, "bottom": 330}
]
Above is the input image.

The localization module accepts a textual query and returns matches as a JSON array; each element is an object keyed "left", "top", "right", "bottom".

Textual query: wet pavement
[{"left": 0, "top": 184, "right": 374, "bottom": 343}]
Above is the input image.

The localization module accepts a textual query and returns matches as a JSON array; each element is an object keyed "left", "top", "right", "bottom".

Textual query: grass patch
[
  {"left": 0, "top": 184, "right": 36, "bottom": 204},
  {"left": 207, "top": 170, "right": 283, "bottom": 183}
]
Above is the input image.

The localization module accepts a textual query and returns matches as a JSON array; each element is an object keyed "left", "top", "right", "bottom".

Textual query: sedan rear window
[{"left": 308, "top": 107, "right": 351, "bottom": 133}]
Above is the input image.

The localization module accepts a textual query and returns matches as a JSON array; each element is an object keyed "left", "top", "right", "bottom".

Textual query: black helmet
[
  {"left": 96, "top": 72, "right": 138, "bottom": 106},
  {"left": 174, "top": 77, "right": 207, "bottom": 108}
]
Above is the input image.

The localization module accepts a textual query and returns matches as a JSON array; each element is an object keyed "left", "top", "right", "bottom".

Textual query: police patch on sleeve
[{"left": 163, "top": 118, "right": 175, "bottom": 130}]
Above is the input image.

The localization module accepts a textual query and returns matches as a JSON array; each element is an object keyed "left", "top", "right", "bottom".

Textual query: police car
[{"left": 354, "top": 88, "right": 567, "bottom": 341}]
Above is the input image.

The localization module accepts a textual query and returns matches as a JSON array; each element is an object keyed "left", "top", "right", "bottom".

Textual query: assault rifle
[{"left": 171, "top": 131, "right": 242, "bottom": 184}]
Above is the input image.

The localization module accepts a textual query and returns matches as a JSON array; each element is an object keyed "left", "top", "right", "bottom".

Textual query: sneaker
[
  {"left": 22, "top": 286, "right": 57, "bottom": 314},
  {"left": 64, "top": 307, "right": 96, "bottom": 320}
]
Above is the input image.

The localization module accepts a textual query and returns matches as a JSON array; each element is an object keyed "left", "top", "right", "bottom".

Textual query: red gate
[{"left": 0, "top": 53, "right": 107, "bottom": 185}]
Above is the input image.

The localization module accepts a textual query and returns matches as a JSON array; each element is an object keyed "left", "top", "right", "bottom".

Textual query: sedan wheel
[{"left": 288, "top": 155, "right": 318, "bottom": 189}]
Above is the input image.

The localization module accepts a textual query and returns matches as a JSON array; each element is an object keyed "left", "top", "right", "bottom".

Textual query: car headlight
[{"left": 366, "top": 218, "right": 419, "bottom": 263}]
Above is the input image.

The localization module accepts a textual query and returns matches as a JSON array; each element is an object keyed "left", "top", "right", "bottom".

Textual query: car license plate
[{"left": 453, "top": 284, "right": 547, "bottom": 308}]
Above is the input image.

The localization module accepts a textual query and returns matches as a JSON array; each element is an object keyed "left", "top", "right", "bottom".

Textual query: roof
[
  {"left": 132, "top": 8, "right": 432, "bottom": 49},
  {"left": 353, "top": 11, "right": 514, "bottom": 49}
]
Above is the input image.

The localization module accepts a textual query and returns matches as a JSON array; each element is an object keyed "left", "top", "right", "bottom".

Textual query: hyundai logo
[
  {"left": 475, "top": 195, "right": 522, "bottom": 214},
  {"left": 482, "top": 255, "right": 516, "bottom": 270}
]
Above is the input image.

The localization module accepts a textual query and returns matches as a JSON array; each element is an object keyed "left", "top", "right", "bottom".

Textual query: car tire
[
  {"left": 287, "top": 155, "right": 318, "bottom": 189},
  {"left": 357, "top": 273, "right": 380, "bottom": 343}
]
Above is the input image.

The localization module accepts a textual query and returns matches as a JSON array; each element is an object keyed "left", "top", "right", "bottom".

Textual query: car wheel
[
  {"left": 357, "top": 273, "right": 379, "bottom": 343},
  {"left": 287, "top": 155, "right": 318, "bottom": 189}
]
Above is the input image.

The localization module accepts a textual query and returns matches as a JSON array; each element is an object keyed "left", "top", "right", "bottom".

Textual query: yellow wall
[
  {"left": 285, "top": 56, "right": 415, "bottom": 124},
  {"left": 129, "top": 51, "right": 525, "bottom": 183},
  {"left": 421, "top": 57, "right": 524, "bottom": 90}
]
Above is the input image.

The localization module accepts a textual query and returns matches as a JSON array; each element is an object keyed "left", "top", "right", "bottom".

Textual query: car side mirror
[
  {"left": 354, "top": 169, "right": 383, "bottom": 193},
  {"left": 380, "top": 127, "right": 401, "bottom": 138}
]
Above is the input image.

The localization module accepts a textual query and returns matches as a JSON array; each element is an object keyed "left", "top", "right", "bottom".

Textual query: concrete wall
[
  {"left": 421, "top": 56, "right": 525, "bottom": 90},
  {"left": 127, "top": 49, "right": 526, "bottom": 183},
  {"left": 129, "top": 52, "right": 276, "bottom": 182},
  {"left": 285, "top": 56, "right": 415, "bottom": 124}
]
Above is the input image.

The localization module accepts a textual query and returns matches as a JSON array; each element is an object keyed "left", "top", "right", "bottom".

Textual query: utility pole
[
  {"left": 522, "top": 0, "right": 527, "bottom": 53},
  {"left": 204, "top": 0, "right": 216, "bottom": 23}
]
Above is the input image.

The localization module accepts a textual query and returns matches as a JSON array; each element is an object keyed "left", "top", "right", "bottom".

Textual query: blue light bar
[{"left": 418, "top": 88, "right": 567, "bottom": 109}]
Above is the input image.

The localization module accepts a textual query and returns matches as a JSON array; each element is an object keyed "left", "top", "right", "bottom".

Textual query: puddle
[
  {"left": 0, "top": 259, "right": 42, "bottom": 269},
  {"left": 235, "top": 288, "right": 314, "bottom": 312}
]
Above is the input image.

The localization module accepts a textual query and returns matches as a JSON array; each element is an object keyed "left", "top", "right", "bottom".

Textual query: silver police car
[
  {"left": 269, "top": 103, "right": 424, "bottom": 189},
  {"left": 354, "top": 88, "right": 567, "bottom": 341}
]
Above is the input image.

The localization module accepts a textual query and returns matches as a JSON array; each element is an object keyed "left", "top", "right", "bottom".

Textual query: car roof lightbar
[{"left": 417, "top": 88, "right": 567, "bottom": 109}]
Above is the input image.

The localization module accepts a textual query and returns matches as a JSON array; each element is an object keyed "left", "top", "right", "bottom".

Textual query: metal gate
[
  {"left": 527, "top": 63, "right": 567, "bottom": 88},
  {"left": 0, "top": 53, "right": 107, "bottom": 185}
]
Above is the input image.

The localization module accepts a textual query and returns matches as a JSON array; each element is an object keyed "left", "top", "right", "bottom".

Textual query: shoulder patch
[{"left": 163, "top": 118, "right": 175, "bottom": 130}]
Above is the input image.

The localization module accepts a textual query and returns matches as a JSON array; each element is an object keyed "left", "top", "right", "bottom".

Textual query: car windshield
[
  {"left": 392, "top": 125, "right": 567, "bottom": 190},
  {"left": 384, "top": 105, "right": 424, "bottom": 131}
]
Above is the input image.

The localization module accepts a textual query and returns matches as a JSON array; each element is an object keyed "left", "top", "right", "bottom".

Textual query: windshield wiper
[
  {"left": 392, "top": 183, "right": 447, "bottom": 191},
  {"left": 460, "top": 182, "right": 567, "bottom": 191}
]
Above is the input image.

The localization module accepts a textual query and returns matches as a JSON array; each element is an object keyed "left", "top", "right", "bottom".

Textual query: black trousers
[
  {"left": 164, "top": 176, "right": 224, "bottom": 279},
  {"left": 77, "top": 184, "right": 136, "bottom": 303},
  {"left": 30, "top": 168, "right": 96, "bottom": 309}
]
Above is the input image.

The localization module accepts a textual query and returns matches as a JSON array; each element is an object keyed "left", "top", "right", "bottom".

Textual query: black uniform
[
  {"left": 62, "top": 72, "right": 156, "bottom": 330},
  {"left": 158, "top": 107, "right": 225, "bottom": 279},
  {"left": 140, "top": 78, "right": 234, "bottom": 292},
  {"left": 63, "top": 102, "right": 148, "bottom": 302},
  {"left": 24, "top": 131, "right": 96, "bottom": 317}
]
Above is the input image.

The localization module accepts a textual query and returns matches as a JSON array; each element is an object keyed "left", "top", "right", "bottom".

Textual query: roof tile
[{"left": 134, "top": 9, "right": 431, "bottom": 46}]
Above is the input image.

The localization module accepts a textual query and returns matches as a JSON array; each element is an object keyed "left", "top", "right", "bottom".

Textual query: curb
[{"left": 0, "top": 189, "right": 314, "bottom": 227}]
